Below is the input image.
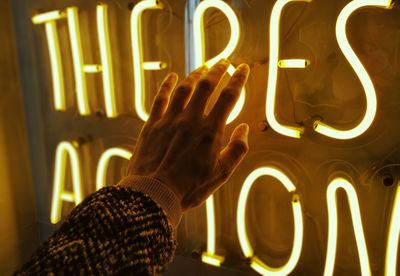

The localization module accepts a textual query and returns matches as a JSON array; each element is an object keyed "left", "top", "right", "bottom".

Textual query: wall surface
[
  {"left": 0, "top": 0, "right": 39, "bottom": 274},
  {"left": 10, "top": 0, "right": 400, "bottom": 275}
]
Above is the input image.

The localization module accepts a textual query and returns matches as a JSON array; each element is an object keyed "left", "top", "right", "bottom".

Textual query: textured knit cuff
[{"left": 118, "top": 175, "right": 182, "bottom": 228}]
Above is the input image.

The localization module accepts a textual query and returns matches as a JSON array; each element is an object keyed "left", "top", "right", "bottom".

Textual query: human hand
[{"left": 127, "top": 59, "right": 250, "bottom": 212}]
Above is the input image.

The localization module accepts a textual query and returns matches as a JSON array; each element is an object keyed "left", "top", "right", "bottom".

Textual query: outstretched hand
[{"left": 127, "top": 59, "right": 250, "bottom": 212}]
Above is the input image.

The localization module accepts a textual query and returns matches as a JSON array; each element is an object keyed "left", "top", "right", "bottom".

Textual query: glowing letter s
[
  {"left": 50, "top": 141, "right": 83, "bottom": 224},
  {"left": 314, "top": 0, "right": 392, "bottom": 140},
  {"left": 237, "top": 167, "right": 304, "bottom": 275}
]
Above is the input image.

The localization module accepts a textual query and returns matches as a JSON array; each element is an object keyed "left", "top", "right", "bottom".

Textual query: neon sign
[{"left": 30, "top": 0, "right": 398, "bottom": 275}]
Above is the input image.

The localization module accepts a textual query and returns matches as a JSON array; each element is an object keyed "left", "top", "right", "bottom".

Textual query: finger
[
  {"left": 208, "top": 64, "right": 249, "bottom": 126},
  {"left": 186, "top": 59, "right": 230, "bottom": 116},
  {"left": 148, "top": 72, "right": 178, "bottom": 122},
  {"left": 166, "top": 66, "right": 208, "bottom": 115},
  {"left": 217, "top": 123, "right": 249, "bottom": 181}
]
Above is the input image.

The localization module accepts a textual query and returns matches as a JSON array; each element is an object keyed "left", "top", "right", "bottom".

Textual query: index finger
[{"left": 207, "top": 64, "right": 250, "bottom": 126}]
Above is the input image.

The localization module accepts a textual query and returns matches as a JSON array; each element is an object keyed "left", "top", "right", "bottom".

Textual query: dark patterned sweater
[{"left": 16, "top": 176, "right": 183, "bottom": 275}]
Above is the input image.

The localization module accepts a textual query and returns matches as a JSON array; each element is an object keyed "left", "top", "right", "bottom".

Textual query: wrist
[{"left": 118, "top": 175, "right": 182, "bottom": 228}]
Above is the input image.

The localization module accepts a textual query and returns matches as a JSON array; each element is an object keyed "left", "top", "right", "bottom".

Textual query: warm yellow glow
[
  {"left": 97, "top": 4, "right": 118, "bottom": 118},
  {"left": 266, "top": 0, "right": 311, "bottom": 139},
  {"left": 278, "top": 59, "right": 310, "bottom": 68},
  {"left": 50, "top": 141, "right": 83, "bottom": 224},
  {"left": 131, "top": 0, "right": 164, "bottom": 122},
  {"left": 193, "top": 0, "right": 245, "bottom": 124},
  {"left": 237, "top": 167, "right": 303, "bottom": 275},
  {"left": 32, "top": 10, "right": 66, "bottom": 24},
  {"left": 385, "top": 180, "right": 400, "bottom": 276},
  {"left": 324, "top": 177, "right": 370, "bottom": 276},
  {"left": 83, "top": 65, "right": 102, "bottom": 73},
  {"left": 201, "top": 251, "right": 224, "bottom": 267},
  {"left": 201, "top": 196, "right": 225, "bottom": 267},
  {"left": 67, "top": 7, "right": 91, "bottom": 115},
  {"left": 96, "top": 147, "right": 132, "bottom": 191},
  {"left": 314, "top": 0, "right": 392, "bottom": 140},
  {"left": 206, "top": 196, "right": 216, "bottom": 254},
  {"left": 142, "top": 61, "right": 167, "bottom": 70},
  {"left": 32, "top": 11, "right": 66, "bottom": 111},
  {"left": 60, "top": 192, "right": 75, "bottom": 202},
  {"left": 44, "top": 22, "right": 65, "bottom": 110}
]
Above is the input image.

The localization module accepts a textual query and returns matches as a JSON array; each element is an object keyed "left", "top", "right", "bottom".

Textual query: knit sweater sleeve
[{"left": 15, "top": 186, "right": 177, "bottom": 275}]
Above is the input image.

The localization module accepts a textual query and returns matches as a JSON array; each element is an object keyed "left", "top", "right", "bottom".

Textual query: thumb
[{"left": 218, "top": 123, "right": 249, "bottom": 180}]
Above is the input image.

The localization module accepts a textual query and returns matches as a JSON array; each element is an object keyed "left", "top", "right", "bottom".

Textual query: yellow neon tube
[
  {"left": 324, "top": 177, "right": 370, "bottom": 276},
  {"left": 67, "top": 7, "right": 91, "bottom": 115},
  {"left": 131, "top": 0, "right": 164, "bottom": 122},
  {"left": 278, "top": 59, "right": 310, "bottom": 68},
  {"left": 237, "top": 167, "right": 303, "bottom": 275},
  {"left": 50, "top": 141, "right": 83, "bottom": 224},
  {"left": 314, "top": 0, "right": 392, "bottom": 140},
  {"left": 60, "top": 192, "right": 75, "bottom": 202},
  {"left": 194, "top": 0, "right": 243, "bottom": 257},
  {"left": 385, "top": 180, "right": 400, "bottom": 276},
  {"left": 44, "top": 22, "right": 66, "bottom": 110},
  {"left": 201, "top": 195, "right": 224, "bottom": 267},
  {"left": 266, "top": 0, "right": 311, "bottom": 139},
  {"left": 201, "top": 251, "right": 224, "bottom": 267},
  {"left": 97, "top": 4, "right": 118, "bottom": 118},
  {"left": 193, "top": 0, "right": 245, "bottom": 125},
  {"left": 32, "top": 10, "right": 66, "bottom": 24},
  {"left": 83, "top": 65, "right": 102, "bottom": 73},
  {"left": 96, "top": 147, "right": 132, "bottom": 191},
  {"left": 142, "top": 61, "right": 167, "bottom": 70}
]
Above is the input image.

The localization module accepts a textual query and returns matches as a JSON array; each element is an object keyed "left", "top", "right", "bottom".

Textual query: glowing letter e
[
  {"left": 131, "top": 0, "right": 166, "bottom": 122},
  {"left": 50, "top": 141, "right": 83, "bottom": 224},
  {"left": 266, "top": 0, "right": 311, "bottom": 139},
  {"left": 194, "top": 0, "right": 245, "bottom": 125},
  {"left": 324, "top": 177, "right": 370, "bottom": 276},
  {"left": 237, "top": 167, "right": 304, "bottom": 275},
  {"left": 314, "top": 0, "right": 392, "bottom": 140}
]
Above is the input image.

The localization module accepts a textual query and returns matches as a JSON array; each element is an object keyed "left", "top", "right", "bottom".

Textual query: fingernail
[
  {"left": 199, "top": 65, "right": 208, "bottom": 71},
  {"left": 237, "top": 63, "right": 250, "bottom": 73},
  {"left": 218, "top": 58, "right": 230, "bottom": 66},
  {"left": 243, "top": 123, "right": 249, "bottom": 136}
]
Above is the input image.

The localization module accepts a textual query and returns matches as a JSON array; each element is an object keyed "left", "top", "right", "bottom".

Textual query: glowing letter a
[{"left": 50, "top": 141, "right": 83, "bottom": 224}]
